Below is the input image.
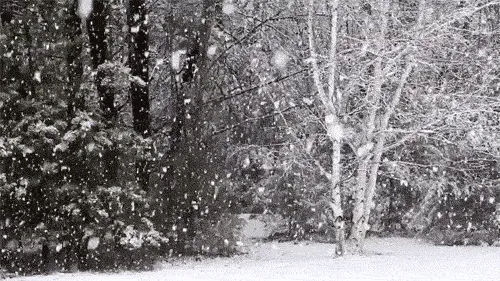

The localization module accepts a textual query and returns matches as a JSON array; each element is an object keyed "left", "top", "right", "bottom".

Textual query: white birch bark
[
  {"left": 349, "top": 0, "right": 389, "bottom": 250},
  {"left": 351, "top": 0, "right": 427, "bottom": 251},
  {"left": 307, "top": 0, "right": 344, "bottom": 255},
  {"left": 364, "top": 64, "right": 413, "bottom": 220}
]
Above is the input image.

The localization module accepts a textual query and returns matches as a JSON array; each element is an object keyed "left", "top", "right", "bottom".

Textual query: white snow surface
[{"left": 9, "top": 238, "right": 500, "bottom": 281}]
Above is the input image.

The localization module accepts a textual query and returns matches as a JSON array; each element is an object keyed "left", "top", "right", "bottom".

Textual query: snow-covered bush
[
  {"left": 0, "top": 96, "right": 168, "bottom": 273},
  {"left": 371, "top": 141, "right": 500, "bottom": 244},
  {"left": 0, "top": 180, "right": 169, "bottom": 273}
]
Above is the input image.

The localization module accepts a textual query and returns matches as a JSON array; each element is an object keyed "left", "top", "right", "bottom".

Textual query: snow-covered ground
[{"left": 8, "top": 237, "right": 500, "bottom": 281}]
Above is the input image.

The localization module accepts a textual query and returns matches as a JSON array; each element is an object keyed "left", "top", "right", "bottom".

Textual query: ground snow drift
[{"left": 8, "top": 238, "right": 500, "bottom": 281}]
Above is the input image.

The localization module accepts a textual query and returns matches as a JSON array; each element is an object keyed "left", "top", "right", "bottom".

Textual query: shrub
[{"left": 190, "top": 213, "right": 244, "bottom": 256}]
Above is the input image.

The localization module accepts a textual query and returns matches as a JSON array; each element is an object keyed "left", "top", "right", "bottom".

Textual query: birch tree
[
  {"left": 346, "top": 0, "right": 430, "bottom": 252},
  {"left": 307, "top": 0, "right": 426, "bottom": 253}
]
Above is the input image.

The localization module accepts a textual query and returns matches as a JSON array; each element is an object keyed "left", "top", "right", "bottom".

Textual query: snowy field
[{"left": 7, "top": 237, "right": 500, "bottom": 281}]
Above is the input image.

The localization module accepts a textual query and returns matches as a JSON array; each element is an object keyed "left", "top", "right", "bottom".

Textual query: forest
[{"left": 0, "top": 0, "right": 499, "bottom": 276}]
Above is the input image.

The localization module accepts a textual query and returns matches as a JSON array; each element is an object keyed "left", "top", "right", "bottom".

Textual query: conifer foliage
[{"left": 0, "top": 0, "right": 241, "bottom": 274}]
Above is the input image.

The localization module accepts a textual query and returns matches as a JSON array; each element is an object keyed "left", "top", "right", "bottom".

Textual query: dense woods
[{"left": 0, "top": 0, "right": 499, "bottom": 275}]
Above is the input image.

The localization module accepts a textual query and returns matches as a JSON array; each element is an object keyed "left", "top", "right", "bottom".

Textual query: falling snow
[
  {"left": 86, "top": 237, "right": 100, "bottom": 250},
  {"left": 130, "top": 26, "right": 140, "bottom": 33},
  {"left": 222, "top": 1, "right": 236, "bottom": 15},
  {"left": 77, "top": 0, "right": 93, "bottom": 20},
  {"left": 271, "top": 50, "right": 290, "bottom": 69},
  {"left": 207, "top": 45, "right": 218, "bottom": 57},
  {"left": 33, "top": 71, "right": 41, "bottom": 83},
  {"left": 1, "top": 0, "right": 500, "bottom": 279}
]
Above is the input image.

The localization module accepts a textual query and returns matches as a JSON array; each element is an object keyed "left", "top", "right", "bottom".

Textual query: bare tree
[{"left": 307, "top": 0, "right": 426, "bottom": 254}]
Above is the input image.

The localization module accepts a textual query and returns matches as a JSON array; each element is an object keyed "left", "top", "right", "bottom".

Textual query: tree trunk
[
  {"left": 349, "top": 0, "right": 423, "bottom": 252},
  {"left": 327, "top": 0, "right": 345, "bottom": 256},
  {"left": 87, "top": 0, "right": 118, "bottom": 185},
  {"left": 88, "top": 0, "right": 115, "bottom": 119},
  {"left": 363, "top": 64, "right": 413, "bottom": 229},
  {"left": 348, "top": 0, "right": 389, "bottom": 253},
  {"left": 21, "top": 24, "right": 36, "bottom": 98},
  {"left": 65, "top": 0, "right": 84, "bottom": 121},
  {"left": 349, "top": 157, "right": 369, "bottom": 252},
  {"left": 128, "top": 0, "right": 150, "bottom": 191},
  {"left": 307, "top": 0, "right": 345, "bottom": 255},
  {"left": 330, "top": 134, "right": 345, "bottom": 255}
]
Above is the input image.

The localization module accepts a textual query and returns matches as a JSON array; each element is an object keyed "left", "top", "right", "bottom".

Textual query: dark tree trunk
[
  {"left": 162, "top": 0, "right": 221, "bottom": 243},
  {"left": 128, "top": 0, "right": 150, "bottom": 137},
  {"left": 87, "top": 0, "right": 118, "bottom": 185},
  {"left": 169, "top": 0, "right": 219, "bottom": 156},
  {"left": 41, "top": 242, "right": 50, "bottom": 272},
  {"left": 0, "top": 1, "right": 34, "bottom": 98},
  {"left": 128, "top": 0, "right": 150, "bottom": 191},
  {"left": 65, "top": 0, "right": 84, "bottom": 121},
  {"left": 88, "top": 0, "right": 115, "bottom": 120},
  {"left": 23, "top": 24, "right": 36, "bottom": 98}
]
